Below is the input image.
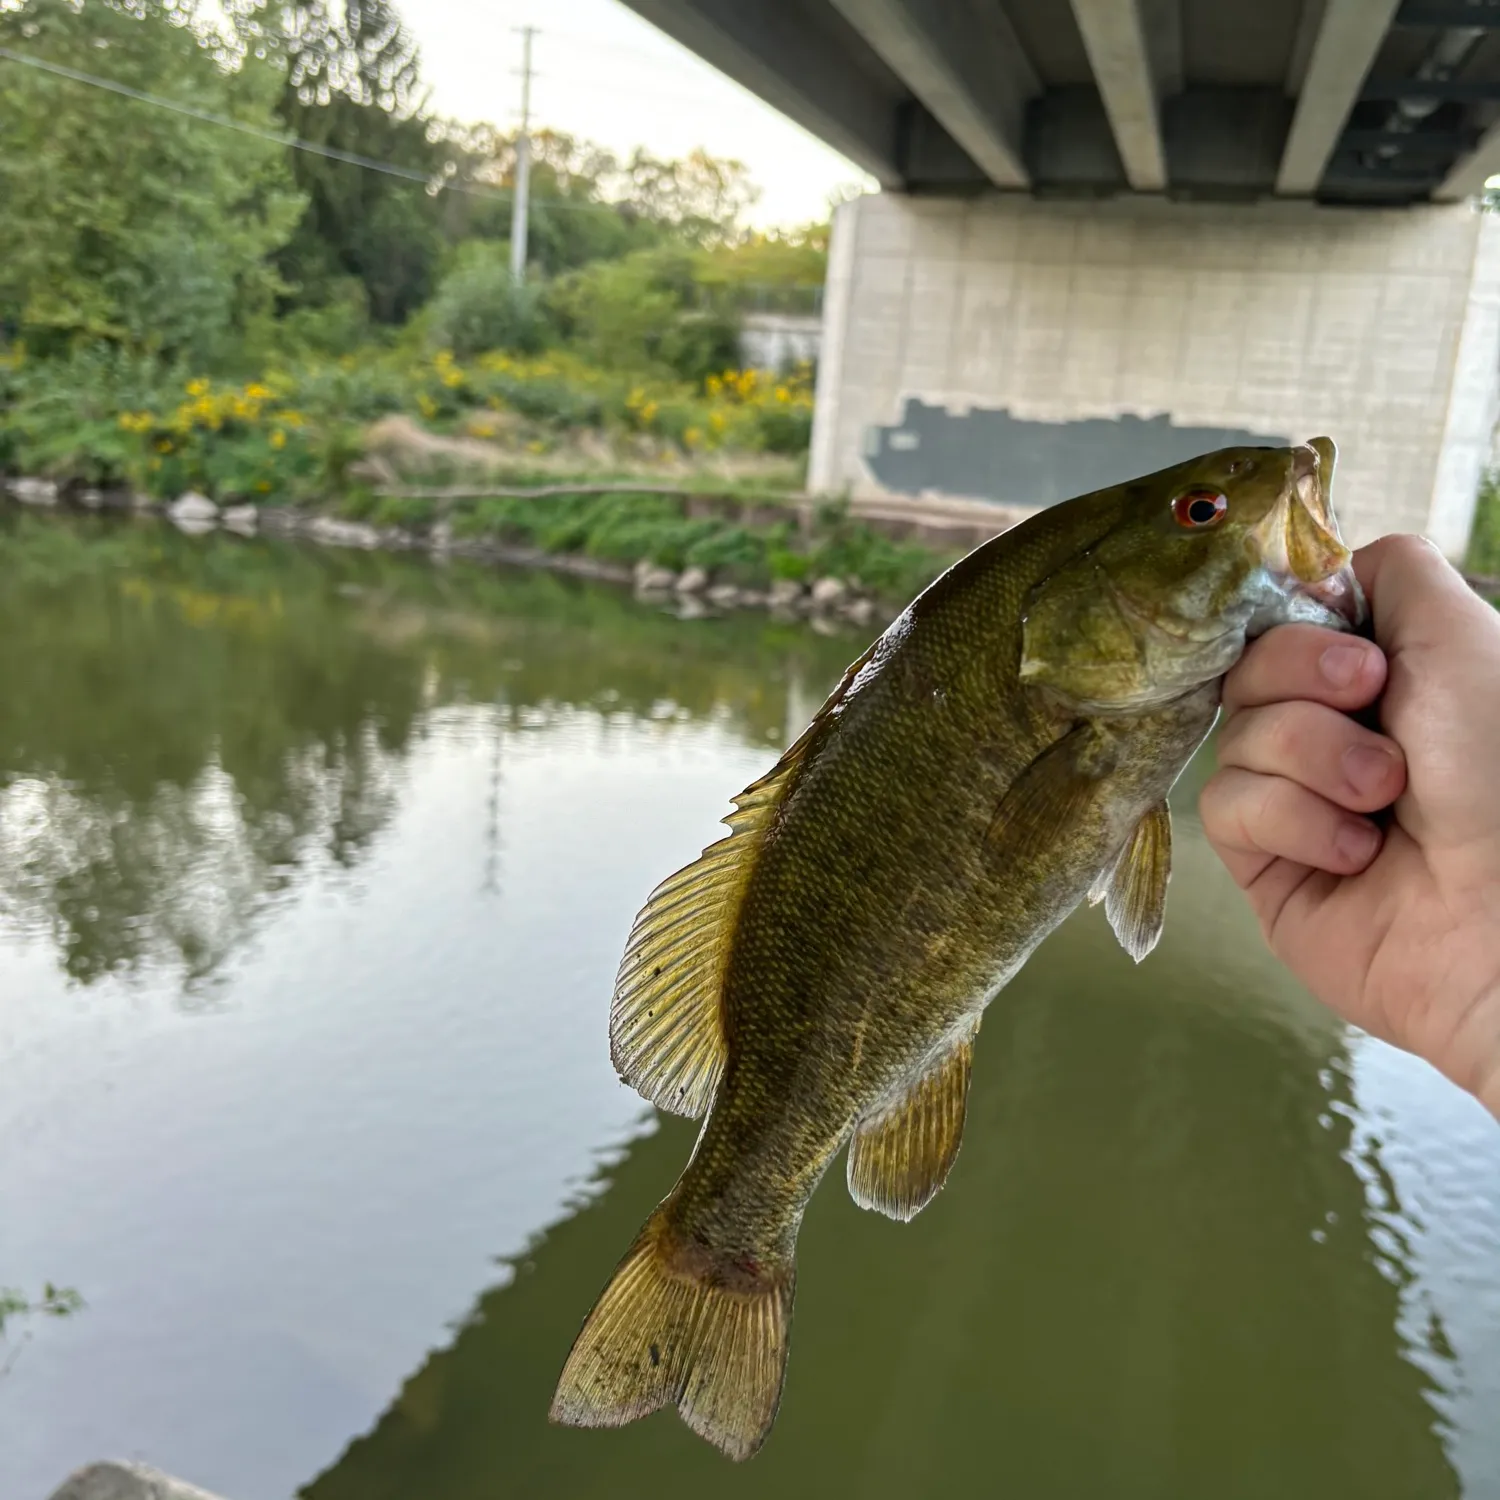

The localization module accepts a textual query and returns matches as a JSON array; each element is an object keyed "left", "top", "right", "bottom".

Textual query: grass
[{"left": 337, "top": 487, "right": 956, "bottom": 603}]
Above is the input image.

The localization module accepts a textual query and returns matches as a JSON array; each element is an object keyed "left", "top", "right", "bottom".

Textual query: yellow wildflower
[
  {"left": 705, "top": 374, "right": 722, "bottom": 397},
  {"left": 417, "top": 393, "right": 438, "bottom": 420},
  {"left": 269, "top": 429, "right": 286, "bottom": 450},
  {"left": 440, "top": 368, "right": 464, "bottom": 389},
  {"left": 775, "top": 385, "right": 791, "bottom": 404},
  {"left": 185, "top": 378, "right": 209, "bottom": 398},
  {"left": 255, "top": 480, "right": 272, "bottom": 493},
  {"left": 640, "top": 400, "right": 659, "bottom": 425},
  {"left": 154, "top": 437, "right": 173, "bottom": 453},
  {"left": 277, "top": 410, "right": 305, "bottom": 428},
  {"left": 244, "top": 383, "right": 273, "bottom": 401},
  {"left": 683, "top": 426, "right": 703, "bottom": 449},
  {"left": 708, "top": 410, "right": 727, "bottom": 434}
]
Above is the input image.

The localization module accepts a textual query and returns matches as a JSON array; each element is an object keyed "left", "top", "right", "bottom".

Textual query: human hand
[{"left": 1200, "top": 534, "right": 1500, "bottom": 1117}]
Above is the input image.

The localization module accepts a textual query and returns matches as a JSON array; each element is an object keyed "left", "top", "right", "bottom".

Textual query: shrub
[{"left": 424, "top": 245, "right": 555, "bottom": 359}]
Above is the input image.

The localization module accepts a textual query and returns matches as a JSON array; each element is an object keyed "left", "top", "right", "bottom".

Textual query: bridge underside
[{"left": 623, "top": 0, "right": 1500, "bottom": 206}]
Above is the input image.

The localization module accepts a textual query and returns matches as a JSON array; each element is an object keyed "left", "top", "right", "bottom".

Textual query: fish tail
[{"left": 548, "top": 1202, "right": 795, "bottom": 1461}]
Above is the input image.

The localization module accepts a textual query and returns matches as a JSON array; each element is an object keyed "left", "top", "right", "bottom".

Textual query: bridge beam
[
  {"left": 1436, "top": 122, "right": 1500, "bottom": 200},
  {"left": 1277, "top": 0, "right": 1404, "bottom": 195},
  {"left": 824, "top": 0, "right": 1035, "bottom": 189},
  {"left": 1069, "top": 0, "right": 1168, "bottom": 191},
  {"left": 617, "top": 0, "right": 911, "bottom": 186}
]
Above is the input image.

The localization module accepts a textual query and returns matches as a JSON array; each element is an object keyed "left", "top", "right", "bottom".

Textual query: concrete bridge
[{"left": 626, "top": 0, "right": 1500, "bottom": 555}]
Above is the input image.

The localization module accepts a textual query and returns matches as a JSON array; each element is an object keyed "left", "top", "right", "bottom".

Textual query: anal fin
[
  {"left": 1097, "top": 799, "right": 1172, "bottom": 962},
  {"left": 847, "top": 1020, "right": 979, "bottom": 1223}
]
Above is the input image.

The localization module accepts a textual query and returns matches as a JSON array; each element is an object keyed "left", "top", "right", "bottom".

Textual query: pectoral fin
[
  {"left": 847, "top": 1020, "right": 979, "bottom": 1222},
  {"left": 1097, "top": 800, "right": 1172, "bottom": 962},
  {"left": 985, "top": 722, "right": 1113, "bottom": 864}
]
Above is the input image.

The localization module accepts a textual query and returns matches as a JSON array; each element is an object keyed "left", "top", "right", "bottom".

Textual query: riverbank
[{"left": 1, "top": 474, "right": 1027, "bottom": 628}]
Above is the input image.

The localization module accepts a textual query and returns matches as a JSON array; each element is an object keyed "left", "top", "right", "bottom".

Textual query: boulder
[
  {"left": 768, "top": 578, "right": 805, "bottom": 608},
  {"left": 809, "top": 576, "right": 847, "bottom": 608},
  {"left": 429, "top": 519, "right": 454, "bottom": 551},
  {"left": 306, "top": 516, "right": 381, "bottom": 550},
  {"left": 9, "top": 476, "right": 59, "bottom": 506},
  {"left": 706, "top": 583, "right": 741, "bottom": 607},
  {"left": 168, "top": 492, "right": 218, "bottom": 524},
  {"left": 675, "top": 566, "right": 709, "bottom": 595},
  {"left": 220, "top": 504, "right": 258, "bottom": 535},
  {"left": 75, "top": 488, "right": 106, "bottom": 511},
  {"left": 633, "top": 559, "right": 677, "bottom": 593},
  {"left": 841, "top": 598, "right": 877, "bottom": 627},
  {"left": 47, "top": 1459, "right": 231, "bottom": 1500}
]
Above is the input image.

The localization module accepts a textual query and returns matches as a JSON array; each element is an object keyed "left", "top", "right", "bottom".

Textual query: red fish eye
[{"left": 1172, "top": 489, "right": 1228, "bottom": 528}]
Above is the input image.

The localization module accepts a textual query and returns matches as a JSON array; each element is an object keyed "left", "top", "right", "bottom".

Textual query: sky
[{"left": 401, "top": 0, "right": 876, "bottom": 229}]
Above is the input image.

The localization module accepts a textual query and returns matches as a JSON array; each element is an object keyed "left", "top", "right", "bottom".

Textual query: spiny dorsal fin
[
  {"left": 1100, "top": 800, "right": 1172, "bottom": 963},
  {"left": 610, "top": 635, "right": 885, "bottom": 1118},
  {"left": 847, "top": 1019, "right": 979, "bottom": 1222}
]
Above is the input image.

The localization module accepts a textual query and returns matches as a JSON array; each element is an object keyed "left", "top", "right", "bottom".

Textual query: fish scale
[{"left": 551, "top": 437, "right": 1367, "bottom": 1461}]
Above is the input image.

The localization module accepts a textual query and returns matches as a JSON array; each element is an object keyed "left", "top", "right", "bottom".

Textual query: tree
[
  {"left": 616, "top": 147, "right": 759, "bottom": 245},
  {"left": 439, "top": 124, "right": 655, "bottom": 275},
  {"left": 0, "top": 0, "right": 304, "bottom": 362},
  {"left": 255, "top": 0, "right": 447, "bottom": 323}
]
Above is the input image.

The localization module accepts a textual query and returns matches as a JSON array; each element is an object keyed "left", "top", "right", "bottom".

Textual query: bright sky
[{"left": 402, "top": 0, "right": 876, "bottom": 228}]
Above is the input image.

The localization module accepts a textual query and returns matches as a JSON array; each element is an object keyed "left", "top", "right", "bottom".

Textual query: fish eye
[{"left": 1172, "top": 489, "right": 1228, "bottom": 528}]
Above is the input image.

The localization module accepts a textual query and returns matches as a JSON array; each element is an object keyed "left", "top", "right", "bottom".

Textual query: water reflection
[
  {"left": 1, "top": 513, "right": 1495, "bottom": 1500},
  {"left": 0, "top": 512, "right": 855, "bottom": 993}
]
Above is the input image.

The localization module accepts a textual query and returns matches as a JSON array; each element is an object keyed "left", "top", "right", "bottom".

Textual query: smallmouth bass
[{"left": 551, "top": 438, "right": 1366, "bottom": 1459}]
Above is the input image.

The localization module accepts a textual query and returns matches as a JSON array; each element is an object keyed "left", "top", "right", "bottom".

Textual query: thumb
[{"left": 1353, "top": 534, "right": 1491, "bottom": 656}]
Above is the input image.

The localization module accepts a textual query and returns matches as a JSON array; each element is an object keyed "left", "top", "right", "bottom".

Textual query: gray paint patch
[{"left": 865, "top": 400, "right": 1291, "bottom": 507}]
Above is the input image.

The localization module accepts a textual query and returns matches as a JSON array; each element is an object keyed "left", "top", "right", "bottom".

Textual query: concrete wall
[
  {"left": 810, "top": 192, "right": 1500, "bottom": 556},
  {"left": 739, "top": 313, "right": 822, "bottom": 373}
]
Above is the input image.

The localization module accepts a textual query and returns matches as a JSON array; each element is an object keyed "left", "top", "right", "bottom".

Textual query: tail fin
[{"left": 549, "top": 1207, "right": 795, "bottom": 1461}]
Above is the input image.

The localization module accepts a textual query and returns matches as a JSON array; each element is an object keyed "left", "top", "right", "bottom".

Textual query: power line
[{"left": 0, "top": 43, "right": 618, "bottom": 214}]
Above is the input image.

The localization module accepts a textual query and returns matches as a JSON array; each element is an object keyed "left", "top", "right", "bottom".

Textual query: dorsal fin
[
  {"left": 846, "top": 1018, "right": 979, "bottom": 1222},
  {"left": 610, "top": 634, "right": 884, "bottom": 1117}
]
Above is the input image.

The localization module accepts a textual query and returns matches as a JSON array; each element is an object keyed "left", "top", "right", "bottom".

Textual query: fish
[{"left": 549, "top": 437, "right": 1367, "bottom": 1460}]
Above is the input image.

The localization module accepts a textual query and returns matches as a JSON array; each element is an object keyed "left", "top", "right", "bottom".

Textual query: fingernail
[
  {"left": 1344, "top": 742, "right": 1396, "bottom": 795},
  {"left": 1335, "top": 820, "right": 1379, "bottom": 866},
  {"left": 1321, "top": 644, "right": 1368, "bottom": 688}
]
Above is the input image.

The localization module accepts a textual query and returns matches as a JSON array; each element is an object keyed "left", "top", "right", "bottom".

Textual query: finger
[
  {"left": 1214, "top": 700, "right": 1406, "bottom": 814},
  {"left": 1353, "top": 534, "right": 1496, "bottom": 653},
  {"left": 1199, "top": 768, "right": 1384, "bottom": 888},
  {"left": 1221, "top": 624, "right": 1386, "bottom": 716}
]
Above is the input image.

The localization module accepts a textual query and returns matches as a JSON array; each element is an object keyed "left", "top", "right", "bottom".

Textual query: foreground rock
[{"left": 47, "top": 1459, "right": 231, "bottom": 1500}]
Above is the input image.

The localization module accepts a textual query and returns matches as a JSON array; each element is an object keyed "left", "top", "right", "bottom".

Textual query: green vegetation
[
  {"left": 0, "top": 0, "right": 835, "bottom": 515},
  {"left": 1465, "top": 470, "right": 1500, "bottom": 587},
  {"left": 427, "top": 492, "right": 951, "bottom": 602},
  {"left": 0, "top": 1283, "right": 85, "bottom": 1375}
]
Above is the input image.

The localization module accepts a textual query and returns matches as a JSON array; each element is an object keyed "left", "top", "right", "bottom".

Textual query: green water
[{"left": 1, "top": 512, "right": 1497, "bottom": 1500}]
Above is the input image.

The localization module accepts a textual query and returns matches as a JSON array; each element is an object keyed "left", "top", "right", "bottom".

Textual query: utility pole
[{"left": 510, "top": 26, "right": 537, "bottom": 285}]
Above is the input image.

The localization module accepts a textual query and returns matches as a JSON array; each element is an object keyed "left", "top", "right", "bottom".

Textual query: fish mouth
[{"left": 1247, "top": 438, "right": 1368, "bottom": 635}]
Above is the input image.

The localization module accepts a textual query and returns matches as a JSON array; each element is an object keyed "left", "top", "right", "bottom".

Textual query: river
[{"left": 1, "top": 511, "right": 1496, "bottom": 1500}]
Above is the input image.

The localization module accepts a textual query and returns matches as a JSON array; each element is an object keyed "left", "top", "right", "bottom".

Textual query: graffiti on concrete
[{"left": 864, "top": 399, "right": 1290, "bottom": 507}]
